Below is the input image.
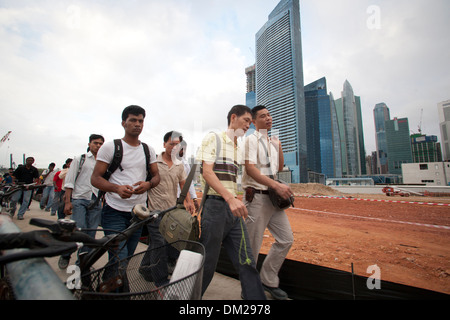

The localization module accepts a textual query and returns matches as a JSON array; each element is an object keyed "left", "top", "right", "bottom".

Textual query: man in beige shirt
[
  {"left": 242, "top": 105, "right": 294, "bottom": 300},
  {"left": 141, "top": 131, "right": 194, "bottom": 285}
]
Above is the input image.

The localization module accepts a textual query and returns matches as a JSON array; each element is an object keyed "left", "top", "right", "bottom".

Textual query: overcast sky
[{"left": 1, "top": 0, "right": 449, "bottom": 170}]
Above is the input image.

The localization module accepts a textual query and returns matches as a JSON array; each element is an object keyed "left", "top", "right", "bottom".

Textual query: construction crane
[
  {"left": 0, "top": 131, "right": 12, "bottom": 148},
  {"left": 418, "top": 108, "right": 423, "bottom": 134}
]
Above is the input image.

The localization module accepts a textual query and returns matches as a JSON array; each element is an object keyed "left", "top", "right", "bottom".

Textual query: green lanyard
[{"left": 239, "top": 217, "right": 252, "bottom": 265}]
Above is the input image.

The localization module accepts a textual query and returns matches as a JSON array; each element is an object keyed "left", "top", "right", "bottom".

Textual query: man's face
[
  {"left": 231, "top": 112, "right": 252, "bottom": 137},
  {"left": 253, "top": 108, "right": 272, "bottom": 131},
  {"left": 164, "top": 137, "right": 181, "bottom": 160},
  {"left": 26, "top": 158, "right": 34, "bottom": 166},
  {"left": 122, "top": 114, "right": 144, "bottom": 137},
  {"left": 89, "top": 138, "right": 104, "bottom": 155}
]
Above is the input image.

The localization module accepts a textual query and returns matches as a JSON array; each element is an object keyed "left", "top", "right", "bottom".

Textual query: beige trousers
[{"left": 244, "top": 193, "right": 294, "bottom": 287}]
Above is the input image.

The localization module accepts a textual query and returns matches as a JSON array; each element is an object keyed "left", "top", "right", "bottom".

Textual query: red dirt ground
[{"left": 257, "top": 184, "right": 450, "bottom": 295}]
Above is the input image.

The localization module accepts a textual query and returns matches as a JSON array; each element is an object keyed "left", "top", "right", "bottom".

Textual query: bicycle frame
[
  {"left": 0, "top": 215, "right": 75, "bottom": 300},
  {"left": 0, "top": 204, "right": 178, "bottom": 299}
]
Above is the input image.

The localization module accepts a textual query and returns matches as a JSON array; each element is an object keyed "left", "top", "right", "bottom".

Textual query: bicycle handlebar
[
  {"left": 0, "top": 183, "right": 45, "bottom": 199},
  {"left": 0, "top": 203, "right": 177, "bottom": 266}
]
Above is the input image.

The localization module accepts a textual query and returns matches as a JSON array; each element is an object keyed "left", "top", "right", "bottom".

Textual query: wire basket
[{"left": 74, "top": 240, "right": 204, "bottom": 300}]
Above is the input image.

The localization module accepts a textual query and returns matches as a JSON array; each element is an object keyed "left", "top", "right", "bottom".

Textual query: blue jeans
[
  {"left": 101, "top": 204, "right": 142, "bottom": 263},
  {"left": 40, "top": 186, "right": 55, "bottom": 212},
  {"left": 10, "top": 189, "right": 32, "bottom": 218},
  {"left": 140, "top": 215, "right": 179, "bottom": 286},
  {"left": 62, "top": 195, "right": 102, "bottom": 260},
  {"left": 200, "top": 197, "right": 266, "bottom": 300}
]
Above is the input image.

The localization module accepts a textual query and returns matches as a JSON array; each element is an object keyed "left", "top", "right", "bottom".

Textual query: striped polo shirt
[{"left": 196, "top": 131, "right": 241, "bottom": 197}]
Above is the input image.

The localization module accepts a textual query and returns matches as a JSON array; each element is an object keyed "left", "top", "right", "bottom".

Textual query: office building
[
  {"left": 304, "top": 77, "right": 342, "bottom": 178},
  {"left": 334, "top": 80, "right": 366, "bottom": 177},
  {"left": 373, "top": 103, "right": 390, "bottom": 174},
  {"left": 255, "top": 0, "right": 307, "bottom": 183},
  {"left": 438, "top": 99, "right": 450, "bottom": 161},
  {"left": 245, "top": 64, "right": 256, "bottom": 109},
  {"left": 385, "top": 117, "right": 413, "bottom": 174},
  {"left": 411, "top": 134, "right": 442, "bottom": 163}
]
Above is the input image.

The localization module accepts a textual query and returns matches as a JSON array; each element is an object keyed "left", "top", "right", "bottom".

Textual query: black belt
[
  {"left": 254, "top": 189, "right": 269, "bottom": 195},
  {"left": 206, "top": 195, "right": 225, "bottom": 201}
]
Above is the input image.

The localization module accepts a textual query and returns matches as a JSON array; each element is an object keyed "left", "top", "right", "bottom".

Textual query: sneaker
[
  {"left": 58, "top": 256, "right": 70, "bottom": 269},
  {"left": 262, "top": 284, "right": 288, "bottom": 300},
  {"left": 17, "top": 216, "right": 24, "bottom": 220}
]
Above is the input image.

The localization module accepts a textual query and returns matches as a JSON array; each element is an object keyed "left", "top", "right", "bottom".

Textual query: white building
[
  {"left": 438, "top": 99, "right": 450, "bottom": 161},
  {"left": 402, "top": 162, "right": 450, "bottom": 186}
]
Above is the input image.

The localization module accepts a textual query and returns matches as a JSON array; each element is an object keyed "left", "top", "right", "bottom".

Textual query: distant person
[
  {"left": 58, "top": 135, "right": 104, "bottom": 269},
  {"left": 91, "top": 105, "right": 160, "bottom": 263},
  {"left": 10, "top": 157, "right": 39, "bottom": 220},
  {"left": 196, "top": 104, "right": 266, "bottom": 300},
  {"left": 40, "top": 162, "right": 56, "bottom": 214},
  {"left": 242, "top": 105, "right": 294, "bottom": 300},
  {"left": 53, "top": 158, "right": 72, "bottom": 219}
]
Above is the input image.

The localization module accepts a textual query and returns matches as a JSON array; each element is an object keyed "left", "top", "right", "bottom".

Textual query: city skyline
[{"left": 0, "top": 0, "right": 448, "bottom": 169}]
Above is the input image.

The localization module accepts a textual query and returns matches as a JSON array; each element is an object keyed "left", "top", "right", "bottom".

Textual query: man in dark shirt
[{"left": 11, "top": 157, "right": 39, "bottom": 220}]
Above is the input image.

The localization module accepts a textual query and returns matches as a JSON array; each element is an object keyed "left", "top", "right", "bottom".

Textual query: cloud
[
  {"left": 302, "top": 0, "right": 450, "bottom": 152},
  {"left": 0, "top": 0, "right": 448, "bottom": 170},
  {"left": 0, "top": 0, "right": 252, "bottom": 168}
]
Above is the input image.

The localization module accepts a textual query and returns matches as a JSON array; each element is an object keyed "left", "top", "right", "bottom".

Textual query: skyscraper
[
  {"left": 373, "top": 103, "right": 390, "bottom": 174},
  {"left": 334, "top": 80, "right": 366, "bottom": 177},
  {"left": 245, "top": 64, "right": 256, "bottom": 109},
  {"left": 304, "top": 77, "right": 342, "bottom": 178},
  {"left": 255, "top": 0, "right": 306, "bottom": 183},
  {"left": 437, "top": 99, "right": 450, "bottom": 161},
  {"left": 385, "top": 117, "right": 413, "bottom": 175}
]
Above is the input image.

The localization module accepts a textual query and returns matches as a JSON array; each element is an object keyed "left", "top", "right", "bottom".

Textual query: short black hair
[
  {"left": 164, "top": 131, "right": 183, "bottom": 143},
  {"left": 122, "top": 105, "right": 146, "bottom": 121},
  {"left": 89, "top": 134, "right": 104, "bottom": 143},
  {"left": 227, "top": 104, "right": 252, "bottom": 125},
  {"left": 251, "top": 105, "right": 267, "bottom": 119}
]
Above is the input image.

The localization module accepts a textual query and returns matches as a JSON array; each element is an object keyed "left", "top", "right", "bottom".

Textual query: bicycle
[
  {"left": 0, "top": 203, "right": 205, "bottom": 300},
  {"left": 0, "top": 182, "right": 45, "bottom": 216}
]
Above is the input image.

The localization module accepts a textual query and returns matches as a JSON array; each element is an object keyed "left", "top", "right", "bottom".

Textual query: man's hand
[
  {"left": 226, "top": 197, "right": 248, "bottom": 219},
  {"left": 64, "top": 202, "right": 73, "bottom": 216},
  {"left": 132, "top": 181, "right": 151, "bottom": 194},
  {"left": 273, "top": 181, "right": 293, "bottom": 200},
  {"left": 116, "top": 185, "right": 134, "bottom": 199}
]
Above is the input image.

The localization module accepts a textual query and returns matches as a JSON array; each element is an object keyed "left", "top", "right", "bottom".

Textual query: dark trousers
[{"left": 200, "top": 197, "right": 266, "bottom": 300}]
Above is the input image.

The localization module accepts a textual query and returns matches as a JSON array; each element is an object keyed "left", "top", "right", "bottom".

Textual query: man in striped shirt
[{"left": 197, "top": 104, "right": 266, "bottom": 300}]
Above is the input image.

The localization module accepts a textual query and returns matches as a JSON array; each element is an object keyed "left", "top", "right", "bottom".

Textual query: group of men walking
[{"left": 10, "top": 104, "right": 295, "bottom": 300}]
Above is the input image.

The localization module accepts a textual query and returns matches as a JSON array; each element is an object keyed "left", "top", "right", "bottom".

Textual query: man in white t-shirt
[{"left": 91, "top": 105, "right": 160, "bottom": 262}]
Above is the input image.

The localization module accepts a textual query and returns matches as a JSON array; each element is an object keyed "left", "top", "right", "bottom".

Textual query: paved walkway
[{"left": 4, "top": 199, "right": 245, "bottom": 300}]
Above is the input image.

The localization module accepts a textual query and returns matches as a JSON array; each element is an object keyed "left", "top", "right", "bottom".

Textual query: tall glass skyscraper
[
  {"left": 373, "top": 103, "right": 390, "bottom": 174},
  {"left": 385, "top": 117, "right": 413, "bottom": 174},
  {"left": 334, "top": 80, "right": 366, "bottom": 177},
  {"left": 255, "top": 0, "right": 307, "bottom": 183},
  {"left": 304, "top": 77, "right": 342, "bottom": 178}
]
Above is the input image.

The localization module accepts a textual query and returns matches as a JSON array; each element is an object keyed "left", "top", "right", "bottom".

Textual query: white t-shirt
[{"left": 96, "top": 139, "right": 157, "bottom": 212}]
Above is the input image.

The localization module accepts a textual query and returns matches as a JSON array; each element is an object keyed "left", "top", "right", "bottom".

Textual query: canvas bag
[{"left": 158, "top": 162, "right": 200, "bottom": 250}]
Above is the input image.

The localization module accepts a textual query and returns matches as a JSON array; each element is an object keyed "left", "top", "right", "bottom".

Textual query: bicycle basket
[{"left": 74, "top": 240, "right": 204, "bottom": 300}]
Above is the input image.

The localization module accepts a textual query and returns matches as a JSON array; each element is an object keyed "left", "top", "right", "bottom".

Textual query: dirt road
[{"left": 259, "top": 185, "right": 450, "bottom": 294}]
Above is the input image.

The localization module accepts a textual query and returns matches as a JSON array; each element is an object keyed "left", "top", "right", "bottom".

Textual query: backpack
[
  {"left": 89, "top": 139, "right": 151, "bottom": 209},
  {"left": 102, "top": 139, "right": 151, "bottom": 182}
]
